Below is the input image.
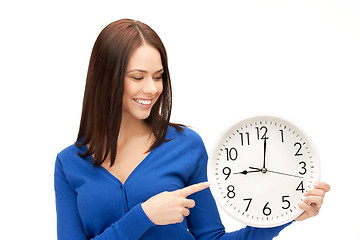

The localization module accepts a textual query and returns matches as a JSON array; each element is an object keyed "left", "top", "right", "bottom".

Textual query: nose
[{"left": 143, "top": 77, "right": 159, "bottom": 95}]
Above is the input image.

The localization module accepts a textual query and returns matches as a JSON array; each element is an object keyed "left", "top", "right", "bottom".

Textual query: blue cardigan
[{"left": 54, "top": 126, "right": 290, "bottom": 239}]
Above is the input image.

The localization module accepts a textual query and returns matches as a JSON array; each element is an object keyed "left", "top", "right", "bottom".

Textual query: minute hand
[
  {"left": 263, "top": 138, "right": 267, "bottom": 169},
  {"left": 249, "top": 167, "right": 303, "bottom": 179}
]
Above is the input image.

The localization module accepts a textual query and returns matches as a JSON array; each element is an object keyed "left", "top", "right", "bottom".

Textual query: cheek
[
  {"left": 157, "top": 81, "right": 164, "bottom": 96},
  {"left": 123, "top": 79, "right": 138, "bottom": 97}
]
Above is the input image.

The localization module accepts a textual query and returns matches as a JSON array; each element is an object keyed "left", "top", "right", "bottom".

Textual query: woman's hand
[
  {"left": 141, "top": 182, "right": 210, "bottom": 225},
  {"left": 295, "top": 181, "right": 330, "bottom": 221}
]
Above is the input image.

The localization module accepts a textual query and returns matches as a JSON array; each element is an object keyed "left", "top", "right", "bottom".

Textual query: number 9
[{"left": 223, "top": 167, "right": 231, "bottom": 180}]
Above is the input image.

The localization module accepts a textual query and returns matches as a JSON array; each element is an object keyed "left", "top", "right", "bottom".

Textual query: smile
[{"left": 133, "top": 98, "right": 152, "bottom": 105}]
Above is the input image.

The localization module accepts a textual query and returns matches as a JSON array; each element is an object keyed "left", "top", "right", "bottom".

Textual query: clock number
[
  {"left": 263, "top": 202, "right": 272, "bottom": 216},
  {"left": 225, "top": 147, "right": 238, "bottom": 161},
  {"left": 227, "top": 185, "right": 236, "bottom": 199},
  {"left": 299, "top": 161, "right": 307, "bottom": 175},
  {"left": 243, "top": 198, "right": 252, "bottom": 212},
  {"left": 256, "top": 126, "right": 268, "bottom": 140},
  {"left": 279, "top": 129, "right": 284, "bottom": 142},
  {"left": 294, "top": 142, "right": 303, "bottom": 156},
  {"left": 296, "top": 181, "right": 305, "bottom": 193},
  {"left": 223, "top": 167, "right": 231, "bottom": 180},
  {"left": 282, "top": 195, "right": 290, "bottom": 209},
  {"left": 240, "top": 132, "right": 250, "bottom": 146}
]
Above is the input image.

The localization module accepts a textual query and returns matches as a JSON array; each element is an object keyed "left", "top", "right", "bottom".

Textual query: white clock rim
[{"left": 207, "top": 115, "right": 322, "bottom": 228}]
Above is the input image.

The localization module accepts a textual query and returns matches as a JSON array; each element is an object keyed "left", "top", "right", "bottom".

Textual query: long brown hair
[{"left": 76, "top": 19, "right": 182, "bottom": 166}]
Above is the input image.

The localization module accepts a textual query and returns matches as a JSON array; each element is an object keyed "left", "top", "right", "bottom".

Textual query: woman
[{"left": 54, "top": 19, "right": 330, "bottom": 240}]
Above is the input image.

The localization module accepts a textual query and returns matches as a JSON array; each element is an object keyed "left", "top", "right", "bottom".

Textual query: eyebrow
[{"left": 127, "top": 68, "right": 164, "bottom": 74}]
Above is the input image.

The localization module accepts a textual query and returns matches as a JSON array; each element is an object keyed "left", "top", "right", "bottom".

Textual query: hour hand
[{"left": 233, "top": 169, "right": 262, "bottom": 175}]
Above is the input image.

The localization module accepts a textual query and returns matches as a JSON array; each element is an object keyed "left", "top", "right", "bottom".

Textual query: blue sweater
[{"left": 55, "top": 126, "right": 291, "bottom": 239}]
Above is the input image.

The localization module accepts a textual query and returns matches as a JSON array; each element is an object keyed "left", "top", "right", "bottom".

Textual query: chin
[
  {"left": 123, "top": 105, "right": 153, "bottom": 121},
  {"left": 133, "top": 111, "right": 152, "bottom": 121}
]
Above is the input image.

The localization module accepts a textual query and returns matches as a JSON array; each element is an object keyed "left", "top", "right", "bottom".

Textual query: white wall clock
[{"left": 207, "top": 115, "right": 321, "bottom": 228}]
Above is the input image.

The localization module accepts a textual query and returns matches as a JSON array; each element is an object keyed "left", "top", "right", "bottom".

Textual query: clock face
[{"left": 207, "top": 116, "right": 321, "bottom": 228}]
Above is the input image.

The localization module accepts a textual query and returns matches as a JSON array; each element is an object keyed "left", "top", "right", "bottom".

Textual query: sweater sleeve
[
  {"left": 54, "top": 156, "right": 155, "bottom": 240},
  {"left": 185, "top": 131, "right": 291, "bottom": 240}
]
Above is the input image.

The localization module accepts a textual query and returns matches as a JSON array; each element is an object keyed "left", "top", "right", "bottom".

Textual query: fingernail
[
  {"left": 313, "top": 183, "right": 320, "bottom": 188},
  {"left": 203, "top": 182, "right": 211, "bottom": 187}
]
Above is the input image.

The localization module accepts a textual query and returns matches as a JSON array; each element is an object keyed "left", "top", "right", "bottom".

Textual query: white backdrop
[{"left": 1, "top": 0, "right": 359, "bottom": 239}]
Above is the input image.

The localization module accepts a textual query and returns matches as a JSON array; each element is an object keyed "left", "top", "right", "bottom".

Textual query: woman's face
[{"left": 122, "top": 44, "right": 164, "bottom": 121}]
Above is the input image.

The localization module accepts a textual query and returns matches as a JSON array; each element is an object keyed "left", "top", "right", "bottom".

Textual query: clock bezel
[{"left": 207, "top": 115, "right": 321, "bottom": 228}]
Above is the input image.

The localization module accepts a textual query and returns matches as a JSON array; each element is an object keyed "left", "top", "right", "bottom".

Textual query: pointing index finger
[{"left": 177, "top": 182, "right": 210, "bottom": 197}]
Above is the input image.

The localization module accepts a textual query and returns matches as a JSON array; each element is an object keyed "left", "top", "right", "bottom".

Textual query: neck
[{"left": 118, "top": 113, "right": 152, "bottom": 144}]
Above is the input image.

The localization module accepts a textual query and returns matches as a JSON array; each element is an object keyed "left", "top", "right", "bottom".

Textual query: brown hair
[{"left": 76, "top": 19, "right": 182, "bottom": 166}]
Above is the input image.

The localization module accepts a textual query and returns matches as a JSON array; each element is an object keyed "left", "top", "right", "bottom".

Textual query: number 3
[{"left": 299, "top": 161, "right": 307, "bottom": 175}]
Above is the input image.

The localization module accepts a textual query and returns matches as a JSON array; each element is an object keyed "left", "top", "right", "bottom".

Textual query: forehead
[{"left": 127, "top": 44, "right": 163, "bottom": 72}]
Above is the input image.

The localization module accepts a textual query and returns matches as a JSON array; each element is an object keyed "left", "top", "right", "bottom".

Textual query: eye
[
  {"left": 153, "top": 74, "right": 163, "bottom": 81},
  {"left": 131, "top": 76, "right": 143, "bottom": 81}
]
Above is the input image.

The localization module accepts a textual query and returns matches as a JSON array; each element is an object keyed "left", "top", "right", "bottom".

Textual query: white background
[{"left": 1, "top": 0, "right": 359, "bottom": 239}]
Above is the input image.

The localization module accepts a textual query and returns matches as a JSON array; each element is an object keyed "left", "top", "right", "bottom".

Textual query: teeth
[{"left": 135, "top": 99, "right": 151, "bottom": 105}]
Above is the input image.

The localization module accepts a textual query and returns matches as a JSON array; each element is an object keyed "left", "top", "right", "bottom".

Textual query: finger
[
  {"left": 305, "top": 188, "right": 326, "bottom": 197},
  {"left": 298, "top": 202, "right": 319, "bottom": 218},
  {"left": 184, "top": 199, "right": 196, "bottom": 209},
  {"left": 176, "top": 182, "right": 210, "bottom": 197},
  {"left": 182, "top": 208, "right": 190, "bottom": 217},
  {"left": 294, "top": 211, "right": 307, "bottom": 221},
  {"left": 174, "top": 215, "right": 184, "bottom": 224},
  {"left": 303, "top": 196, "right": 323, "bottom": 207},
  {"left": 314, "top": 182, "right": 331, "bottom": 192}
]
